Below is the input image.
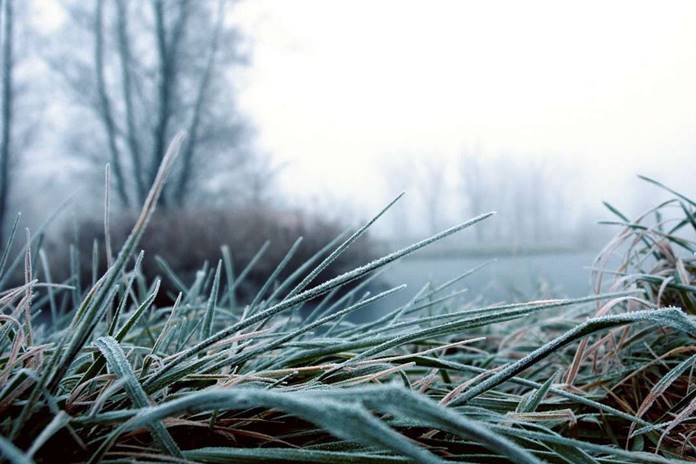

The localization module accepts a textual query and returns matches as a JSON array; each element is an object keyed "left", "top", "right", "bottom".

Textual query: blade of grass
[
  {"left": 145, "top": 212, "right": 495, "bottom": 388},
  {"left": 47, "top": 133, "right": 184, "bottom": 394},
  {"left": 450, "top": 308, "right": 696, "bottom": 406},
  {"left": 94, "top": 336, "right": 182, "bottom": 458}
]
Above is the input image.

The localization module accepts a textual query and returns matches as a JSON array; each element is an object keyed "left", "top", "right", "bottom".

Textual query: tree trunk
[
  {"left": 150, "top": 0, "right": 189, "bottom": 207},
  {"left": 0, "top": 0, "right": 13, "bottom": 245},
  {"left": 174, "top": 0, "right": 225, "bottom": 206},
  {"left": 95, "top": 0, "right": 129, "bottom": 207},
  {"left": 115, "top": 0, "right": 146, "bottom": 204}
]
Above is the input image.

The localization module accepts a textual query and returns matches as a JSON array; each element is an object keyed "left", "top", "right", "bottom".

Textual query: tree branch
[
  {"left": 149, "top": 0, "right": 190, "bottom": 205},
  {"left": 173, "top": 0, "right": 225, "bottom": 206},
  {"left": 115, "top": 0, "right": 145, "bottom": 204},
  {"left": 95, "top": 0, "right": 129, "bottom": 207}
]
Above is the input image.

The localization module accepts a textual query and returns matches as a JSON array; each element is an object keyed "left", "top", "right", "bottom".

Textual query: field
[{"left": 1, "top": 141, "right": 696, "bottom": 463}]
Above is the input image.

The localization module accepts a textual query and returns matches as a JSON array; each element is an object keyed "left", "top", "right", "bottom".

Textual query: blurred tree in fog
[
  {"left": 417, "top": 157, "right": 447, "bottom": 234},
  {"left": 0, "top": 0, "right": 36, "bottom": 244},
  {"left": 382, "top": 150, "right": 588, "bottom": 248},
  {"left": 457, "top": 151, "right": 571, "bottom": 247},
  {"left": 458, "top": 149, "right": 485, "bottom": 243},
  {"left": 0, "top": 0, "right": 14, "bottom": 245},
  {"left": 49, "top": 0, "right": 255, "bottom": 209}
]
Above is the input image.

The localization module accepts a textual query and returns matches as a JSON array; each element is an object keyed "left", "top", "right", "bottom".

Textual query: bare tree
[
  {"left": 94, "top": 0, "right": 128, "bottom": 206},
  {"left": 417, "top": 157, "right": 447, "bottom": 234},
  {"left": 114, "top": 0, "right": 144, "bottom": 203},
  {"left": 458, "top": 149, "right": 485, "bottom": 243},
  {"left": 379, "top": 153, "right": 417, "bottom": 241},
  {"left": 457, "top": 151, "right": 576, "bottom": 246},
  {"left": 149, "top": 0, "right": 188, "bottom": 199},
  {"left": 51, "top": 0, "right": 253, "bottom": 209},
  {"left": 172, "top": 0, "right": 225, "bottom": 205},
  {"left": 0, "top": 0, "right": 13, "bottom": 244}
]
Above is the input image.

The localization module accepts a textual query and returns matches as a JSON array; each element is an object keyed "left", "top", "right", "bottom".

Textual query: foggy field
[
  {"left": 384, "top": 250, "right": 597, "bottom": 306},
  {"left": 5, "top": 165, "right": 693, "bottom": 463},
  {"left": 2, "top": 1, "right": 696, "bottom": 463}
]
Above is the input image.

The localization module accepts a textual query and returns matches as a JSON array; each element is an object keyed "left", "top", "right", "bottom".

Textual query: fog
[
  {"left": 4, "top": 0, "right": 696, "bottom": 261},
  {"left": 230, "top": 0, "right": 696, "bottom": 238}
]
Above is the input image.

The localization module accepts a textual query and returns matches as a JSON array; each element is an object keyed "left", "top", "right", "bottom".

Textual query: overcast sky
[
  {"left": 229, "top": 0, "right": 696, "bottom": 217},
  {"left": 31, "top": 0, "right": 696, "bottom": 224}
]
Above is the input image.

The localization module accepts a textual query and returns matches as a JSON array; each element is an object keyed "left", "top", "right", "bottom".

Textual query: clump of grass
[
  {"left": 1, "top": 140, "right": 695, "bottom": 463},
  {"left": 579, "top": 176, "right": 696, "bottom": 455}
]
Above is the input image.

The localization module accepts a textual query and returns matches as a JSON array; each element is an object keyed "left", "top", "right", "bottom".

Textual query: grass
[{"left": 1, "top": 136, "right": 695, "bottom": 462}]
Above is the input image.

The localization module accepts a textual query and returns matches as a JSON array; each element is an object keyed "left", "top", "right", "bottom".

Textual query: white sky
[
  {"left": 231, "top": 0, "right": 696, "bottom": 215},
  {"left": 29, "top": 0, "right": 696, "bottom": 223}
]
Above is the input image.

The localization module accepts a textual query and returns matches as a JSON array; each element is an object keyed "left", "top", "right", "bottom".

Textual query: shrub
[{"left": 52, "top": 206, "right": 376, "bottom": 305}]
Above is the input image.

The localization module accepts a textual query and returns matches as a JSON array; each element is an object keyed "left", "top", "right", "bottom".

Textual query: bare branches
[
  {"left": 150, "top": 0, "right": 190, "bottom": 197},
  {"left": 173, "top": 0, "right": 225, "bottom": 206},
  {"left": 94, "top": 0, "right": 129, "bottom": 207},
  {"left": 54, "top": 0, "right": 251, "bottom": 208},
  {"left": 114, "top": 0, "right": 145, "bottom": 204}
]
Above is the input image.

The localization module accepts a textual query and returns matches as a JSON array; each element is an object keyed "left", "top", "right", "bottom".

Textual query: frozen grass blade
[
  {"left": 146, "top": 211, "right": 495, "bottom": 387},
  {"left": 629, "top": 352, "right": 696, "bottom": 439},
  {"left": 202, "top": 260, "right": 221, "bottom": 339},
  {"left": 0, "top": 435, "right": 33, "bottom": 464},
  {"left": 155, "top": 255, "right": 187, "bottom": 294},
  {"left": 94, "top": 336, "right": 182, "bottom": 459},
  {"left": 268, "top": 230, "right": 349, "bottom": 304},
  {"left": 90, "top": 387, "right": 447, "bottom": 464},
  {"left": 314, "top": 385, "right": 541, "bottom": 464},
  {"left": 517, "top": 372, "right": 556, "bottom": 413},
  {"left": 4, "top": 170, "right": 695, "bottom": 462},
  {"left": 225, "top": 240, "right": 270, "bottom": 311},
  {"left": 183, "top": 447, "right": 410, "bottom": 463},
  {"left": 287, "top": 192, "right": 404, "bottom": 299},
  {"left": 77, "top": 279, "right": 160, "bottom": 386},
  {"left": 248, "top": 236, "right": 303, "bottom": 315},
  {"left": 0, "top": 212, "right": 20, "bottom": 281},
  {"left": 26, "top": 412, "right": 70, "bottom": 459},
  {"left": 47, "top": 132, "right": 184, "bottom": 393},
  {"left": 205, "top": 285, "right": 407, "bottom": 373},
  {"left": 450, "top": 308, "right": 696, "bottom": 406},
  {"left": 638, "top": 174, "right": 696, "bottom": 208}
]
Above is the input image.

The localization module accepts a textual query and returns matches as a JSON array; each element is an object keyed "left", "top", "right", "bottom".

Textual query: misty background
[{"left": 1, "top": 0, "right": 695, "bottom": 305}]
